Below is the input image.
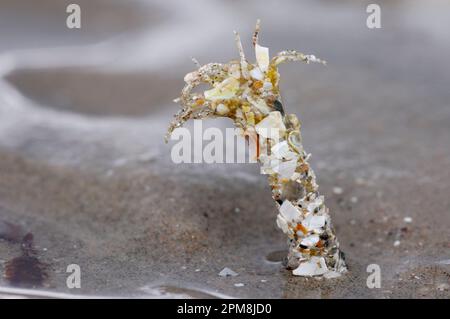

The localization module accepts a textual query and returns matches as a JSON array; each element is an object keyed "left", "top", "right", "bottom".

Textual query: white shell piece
[
  {"left": 247, "top": 96, "right": 271, "bottom": 114},
  {"left": 263, "top": 81, "right": 273, "bottom": 90},
  {"left": 204, "top": 77, "right": 240, "bottom": 101},
  {"left": 276, "top": 159, "right": 297, "bottom": 179},
  {"left": 276, "top": 214, "right": 290, "bottom": 234},
  {"left": 269, "top": 158, "right": 281, "bottom": 173},
  {"left": 293, "top": 257, "right": 328, "bottom": 276},
  {"left": 279, "top": 200, "right": 301, "bottom": 222},
  {"left": 300, "top": 235, "right": 320, "bottom": 248},
  {"left": 255, "top": 111, "right": 286, "bottom": 139},
  {"left": 229, "top": 64, "right": 241, "bottom": 79},
  {"left": 219, "top": 267, "right": 238, "bottom": 277},
  {"left": 255, "top": 44, "right": 270, "bottom": 72},
  {"left": 301, "top": 214, "right": 326, "bottom": 231},
  {"left": 250, "top": 67, "right": 264, "bottom": 80},
  {"left": 271, "top": 141, "right": 290, "bottom": 158}
]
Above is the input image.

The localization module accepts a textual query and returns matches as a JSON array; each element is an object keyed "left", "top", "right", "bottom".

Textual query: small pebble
[
  {"left": 350, "top": 196, "right": 358, "bottom": 204},
  {"left": 333, "top": 187, "right": 343, "bottom": 195},
  {"left": 394, "top": 240, "right": 401, "bottom": 247},
  {"left": 219, "top": 267, "right": 238, "bottom": 277},
  {"left": 234, "top": 207, "right": 240, "bottom": 213},
  {"left": 403, "top": 217, "right": 413, "bottom": 223},
  {"left": 234, "top": 283, "right": 245, "bottom": 287}
]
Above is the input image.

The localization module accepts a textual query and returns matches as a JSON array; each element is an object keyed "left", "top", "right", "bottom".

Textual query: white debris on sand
[
  {"left": 234, "top": 283, "right": 245, "bottom": 287},
  {"left": 332, "top": 186, "right": 343, "bottom": 195},
  {"left": 219, "top": 267, "right": 238, "bottom": 277},
  {"left": 403, "top": 217, "right": 413, "bottom": 223}
]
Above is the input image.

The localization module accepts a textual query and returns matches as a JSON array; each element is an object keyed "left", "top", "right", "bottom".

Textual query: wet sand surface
[{"left": 0, "top": 0, "right": 449, "bottom": 298}]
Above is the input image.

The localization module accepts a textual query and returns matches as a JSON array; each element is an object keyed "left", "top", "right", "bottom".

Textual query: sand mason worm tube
[{"left": 165, "top": 21, "right": 347, "bottom": 277}]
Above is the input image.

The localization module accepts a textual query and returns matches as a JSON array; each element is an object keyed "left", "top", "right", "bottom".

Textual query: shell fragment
[
  {"left": 293, "top": 257, "right": 328, "bottom": 276},
  {"left": 279, "top": 200, "right": 301, "bottom": 222},
  {"left": 255, "top": 111, "right": 286, "bottom": 139},
  {"left": 204, "top": 77, "right": 240, "bottom": 101},
  {"left": 255, "top": 44, "right": 270, "bottom": 72}
]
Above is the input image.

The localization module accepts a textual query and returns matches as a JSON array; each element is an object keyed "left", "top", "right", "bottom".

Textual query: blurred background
[{"left": 0, "top": 0, "right": 449, "bottom": 298}]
